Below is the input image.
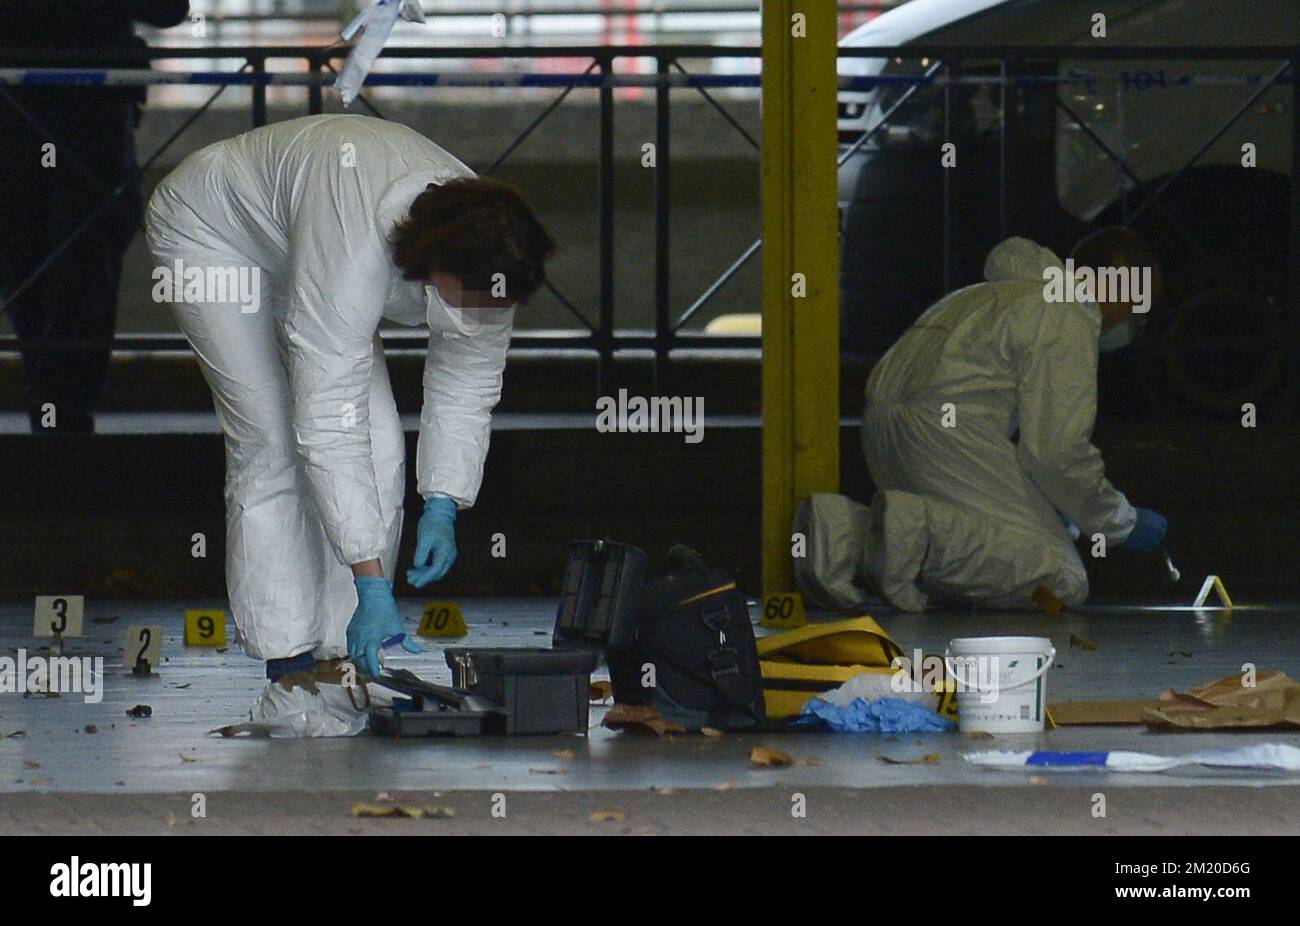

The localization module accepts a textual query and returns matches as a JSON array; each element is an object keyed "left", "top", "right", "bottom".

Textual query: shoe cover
[
  {"left": 793, "top": 493, "right": 874, "bottom": 611},
  {"left": 792, "top": 491, "right": 930, "bottom": 612},
  {"left": 228, "top": 669, "right": 400, "bottom": 738}
]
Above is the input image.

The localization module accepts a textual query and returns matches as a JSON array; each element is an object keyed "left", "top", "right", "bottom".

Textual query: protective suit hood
[
  {"left": 984, "top": 236, "right": 1105, "bottom": 338},
  {"left": 982, "top": 236, "right": 1062, "bottom": 284}
]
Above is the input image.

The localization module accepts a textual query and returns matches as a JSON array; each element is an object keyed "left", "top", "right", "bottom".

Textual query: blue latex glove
[
  {"left": 347, "top": 576, "right": 421, "bottom": 677},
  {"left": 1121, "top": 507, "right": 1167, "bottom": 552},
  {"left": 798, "top": 696, "right": 956, "bottom": 733},
  {"left": 406, "top": 495, "right": 458, "bottom": 588}
]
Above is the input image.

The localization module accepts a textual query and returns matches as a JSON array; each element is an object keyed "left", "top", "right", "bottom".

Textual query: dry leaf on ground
[
  {"left": 878, "top": 753, "right": 940, "bottom": 765},
  {"left": 602, "top": 702, "right": 685, "bottom": 737},
  {"left": 751, "top": 746, "right": 793, "bottom": 767}
]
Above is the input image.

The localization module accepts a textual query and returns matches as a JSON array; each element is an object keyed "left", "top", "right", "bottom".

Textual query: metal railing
[
  {"left": 1, "top": 43, "right": 1297, "bottom": 403},
  {"left": 0, "top": 44, "right": 767, "bottom": 396}
]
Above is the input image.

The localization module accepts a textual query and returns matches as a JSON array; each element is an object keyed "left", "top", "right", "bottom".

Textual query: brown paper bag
[{"left": 1141, "top": 671, "right": 1300, "bottom": 731}]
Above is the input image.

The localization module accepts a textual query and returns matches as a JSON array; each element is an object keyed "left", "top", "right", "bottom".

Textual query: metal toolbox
[{"left": 444, "top": 647, "right": 599, "bottom": 735}]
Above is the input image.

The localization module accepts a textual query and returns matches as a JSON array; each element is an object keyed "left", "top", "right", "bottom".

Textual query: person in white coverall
[
  {"left": 795, "top": 230, "right": 1167, "bottom": 612},
  {"left": 145, "top": 115, "right": 554, "bottom": 733}
]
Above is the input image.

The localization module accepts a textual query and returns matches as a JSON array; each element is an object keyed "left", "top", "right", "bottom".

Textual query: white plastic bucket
[{"left": 944, "top": 636, "right": 1056, "bottom": 734}]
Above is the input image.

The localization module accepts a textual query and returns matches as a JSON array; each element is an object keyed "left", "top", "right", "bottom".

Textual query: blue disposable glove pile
[
  {"left": 347, "top": 576, "right": 422, "bottom": 677},
  {"left": 799, "top": 696, "right": 956, "bottom": 733},
  {"left": 407, "top": 495, "right": 458, "bottom": 588},
  {"left": 1121, "top": 507, "right": 1168, "bottom": 552}
]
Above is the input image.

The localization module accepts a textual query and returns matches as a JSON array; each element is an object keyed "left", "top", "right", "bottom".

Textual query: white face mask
[
  {"left": 425, "top": 284, "right": 478, "bottom": 336},
  {"left": 425, "top": 284, "right": 515, "bottom": 338},
  {"left": 1098, "top": 318, "right": 1135, "bottom": 353}
]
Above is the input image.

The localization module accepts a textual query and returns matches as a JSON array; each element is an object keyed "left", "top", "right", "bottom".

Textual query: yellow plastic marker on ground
[
  {"left": 184, "top": 609, "right": 227, "bottom": 647},
  {"left": 759, "top": 591, "right": 807, "bottom": 630},
  {"left": 417, "top": 601, "right": 468, "bottom": 638},
  {"left": 1192, "top": 575, "right": 1233, "bottom": 610}
]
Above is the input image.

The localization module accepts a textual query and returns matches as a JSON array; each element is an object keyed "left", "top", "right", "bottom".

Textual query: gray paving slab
[
  {"left": 2, "top": 597, "right": 1299, "bottom": 799},
  {"left": 6, "top": 786, "right": 1300, "bottom": 836}
]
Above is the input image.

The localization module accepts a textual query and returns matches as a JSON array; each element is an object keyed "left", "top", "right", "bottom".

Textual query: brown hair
[{"left": 390, "top": 177, "right": 555, "bottom": 302}]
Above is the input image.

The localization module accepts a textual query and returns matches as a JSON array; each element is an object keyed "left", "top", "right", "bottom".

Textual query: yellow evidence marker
[
  {"left": 1192, "top": 575, "right": 1233, "bottom": 610},
  {"left": 417, "top": 601, "right": 468, "bottom": 639},
  {"left": 184, "top": 609, "right": 227, "bottom": 647},
  {"left": 34, "top": 595, "right": 84, "bottom": 638},
  {"left": 759, "top": 591, "right": 807, "bottom": 630}
]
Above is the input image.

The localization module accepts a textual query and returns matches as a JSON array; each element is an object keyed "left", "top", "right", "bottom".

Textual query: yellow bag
[{"left": 757, "top": 616, "right": 907, "bottom": 719}]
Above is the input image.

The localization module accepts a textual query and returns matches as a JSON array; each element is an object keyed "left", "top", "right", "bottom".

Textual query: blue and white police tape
[{"left": 964, "top": 742, "right": 1300, "bottom": 773}]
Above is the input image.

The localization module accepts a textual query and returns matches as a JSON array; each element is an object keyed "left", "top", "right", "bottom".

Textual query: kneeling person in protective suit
[
  {"left": 146, "top": 115, "right": 554, "bottom": 734},
  {"left": 796, "top": 231, "right": 1166, "bottom": 612}
]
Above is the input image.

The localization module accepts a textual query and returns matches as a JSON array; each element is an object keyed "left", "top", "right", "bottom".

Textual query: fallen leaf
[
  {"left": 528, "top": 767, "right": 567, "bottom": 776},
  {"left": 126, "top": 705, "right": 152, "bottom": 718},
  {"left": 589, "top": 680, "right": 613, "bottom": 702},
  {"left": 552, "top": 749, "right": 575, "bottom": 760},
  {"left": 713, "top": 779, "right": 736, "bottom": 791},
  {"left": 700, "top": 727, "right": 724, "bottom": 738},
  {"left": 1029, "top": 775, "right": 1048, "bottom": 785},
  {"left": 750, "top": 746, "right": 794, "bottom": 768},
  {"left": 352, "top": 803, "right": 454, "bottom": 819},
  {"left": 590, "top": 811, "right": 625, "bottom": 822},
  {"left": 602, "top": 702, "right": 685, "bottom": 737},
  {"left": 1031, "top": 585, "right": 1066, "bottom": 616},
  {"left": 179, "top": 754, "right": 198, "bottom": 763},
  {"left": 963, "top": 731, "right": 994, "bottom": 740},
  {"left": 30, "top": 778, "right": 49, "bottom": 786},
  {"left": 878, "top": 753, "right": 940, "bottom": 765},
  {"left": 22, "top": 760, "right": 39, "bottom": 769},
  {"left": 84, "top": 725, "right": 97, "bottom": 734},
  {"left": 1069, "top": 634, "right": 1099, "bottom": 651}
]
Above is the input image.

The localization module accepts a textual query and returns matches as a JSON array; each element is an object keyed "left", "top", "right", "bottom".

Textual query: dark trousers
[{"left": 0, "top": 92, "right": 141, "bottom": 432}]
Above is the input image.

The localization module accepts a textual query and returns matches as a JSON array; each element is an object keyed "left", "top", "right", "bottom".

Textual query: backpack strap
[{"left": 701, "top": 602, "right": 757, "bottom": 717}]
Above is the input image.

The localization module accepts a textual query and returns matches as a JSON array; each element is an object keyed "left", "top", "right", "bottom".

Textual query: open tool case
[
  {"left": 369, "top": 539, "right": 647, "bottom": 737},
  {"left": 367, "top": 669, "right": 500, "bottom": 737}
]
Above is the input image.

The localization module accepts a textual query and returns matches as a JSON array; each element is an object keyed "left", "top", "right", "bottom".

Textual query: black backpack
[{"left": 609, "top": 546, "right": 765, "bottom": 731}]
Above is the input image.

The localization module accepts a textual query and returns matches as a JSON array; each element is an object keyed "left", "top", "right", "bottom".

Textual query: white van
[{"left": 838, "top": 0, "right": 1297, "bottom": 417}]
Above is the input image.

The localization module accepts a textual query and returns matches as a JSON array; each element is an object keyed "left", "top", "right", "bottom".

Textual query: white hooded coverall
[
  {"left": 796, "top": 238, "right": 1137, "bottom": 611},
  {"left": 145, "top": 115, "right": 513, "bottom": 659}
]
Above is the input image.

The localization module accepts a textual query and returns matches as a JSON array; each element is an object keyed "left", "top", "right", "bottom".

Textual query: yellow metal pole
[{"left": 761, "top": 2, "right": 841, "bottom": 597}]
